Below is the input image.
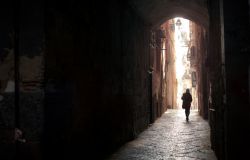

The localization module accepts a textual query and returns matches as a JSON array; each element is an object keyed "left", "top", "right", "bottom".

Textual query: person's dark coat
[{"left": 181, "top": 92, "right": 192, "bottom": 109}]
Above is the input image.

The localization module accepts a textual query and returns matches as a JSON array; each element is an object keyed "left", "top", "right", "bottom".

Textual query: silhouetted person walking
[{"left": 181, "top": 89, "right": 192, "bottom": 121}]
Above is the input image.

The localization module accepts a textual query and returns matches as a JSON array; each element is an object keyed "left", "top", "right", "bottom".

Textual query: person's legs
[{"left": 185, "top": 108, "right": 190, "bottom": 121}]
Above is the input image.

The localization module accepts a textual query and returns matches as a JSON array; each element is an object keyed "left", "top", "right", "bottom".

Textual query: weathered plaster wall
[
  {"left": 207, "top": 1, "right": 226, "bottom": 159},
  {"left": 222, "top": 0, "right": 250, "bottom": 159},
  {"left": 208, "top": 0, "right": 250, "bottom": 159},
  {"left": 161, "top": 20, "right": 177, "bottom": 109},
  {"left": 189, "top": 21, "right": 208, "bottom": 118},
  {"left": 44, "top": 1, "right": 151, "bottom": 158}
]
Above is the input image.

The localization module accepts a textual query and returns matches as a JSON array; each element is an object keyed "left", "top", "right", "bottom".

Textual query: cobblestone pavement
[{"left": 107, "top": 109, "right": 217, "bottom": 160}]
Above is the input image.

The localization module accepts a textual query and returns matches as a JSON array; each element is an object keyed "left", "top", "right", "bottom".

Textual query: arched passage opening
[
  {"left": 149, "top": 17, "right": 208, "bottom": 120},
  {"left": 143, "top": 3, "right": 209, "bottom": 121}
]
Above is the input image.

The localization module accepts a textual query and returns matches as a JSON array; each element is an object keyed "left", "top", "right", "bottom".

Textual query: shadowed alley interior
[
  {"left": 0, "top": 0, "right": 249, "bottom": 160},
  {"left": 107, "top": 110, "right": 217, "bottom": 160}
]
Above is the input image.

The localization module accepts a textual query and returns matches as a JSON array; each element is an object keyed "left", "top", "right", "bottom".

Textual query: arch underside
[{"left": 130, "top": 0, "right": 209, "bottom": 28}]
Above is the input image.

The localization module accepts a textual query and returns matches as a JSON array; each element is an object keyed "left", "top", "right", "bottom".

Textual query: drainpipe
[
  {"left": 148, "top": 67, "right": 153, "bottom": 123},
  {"left": 14, "top": 0, "right": 20, "bottom": 156},
  {"left": 14, "top": 0, "right": 20, "bottom": 130},
  {"left": 219, "top": 0, "right": 227, "bottom": 159}
]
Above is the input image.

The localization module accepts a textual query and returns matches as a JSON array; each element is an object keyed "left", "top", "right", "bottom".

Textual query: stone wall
[
  {"left": 44, "top": 1, "right": 152, "bottom": 158},
  {"left": 207, "top": 0, "right": 226, "bottom": 159}
]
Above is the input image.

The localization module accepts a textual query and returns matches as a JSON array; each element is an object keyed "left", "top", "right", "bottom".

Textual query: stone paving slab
[{"left": 107, "top": 109, "right": 217, "bottom": 160}]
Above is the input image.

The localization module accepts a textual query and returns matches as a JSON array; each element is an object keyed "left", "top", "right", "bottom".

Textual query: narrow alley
[
  {"left": 107, "top": 110, "right": 216, "bottom": 160},
  {"left": 0, "top": 1, "right": 249, "bottom": 160}
]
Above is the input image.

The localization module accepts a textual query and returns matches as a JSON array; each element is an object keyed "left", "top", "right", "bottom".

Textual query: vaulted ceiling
[{"left": 129, "top": 0, "right": 209, "bottom": 28}]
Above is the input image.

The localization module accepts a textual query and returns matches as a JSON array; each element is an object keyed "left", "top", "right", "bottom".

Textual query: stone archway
[{"left": 129, "top": 0, "right": 209, "bottom": 29}]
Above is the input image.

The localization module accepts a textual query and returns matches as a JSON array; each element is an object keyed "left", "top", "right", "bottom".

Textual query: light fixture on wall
[
  {"left": 175, "top": 18, "right": 182, "bottom": 30},
  {"left": 176, "top": 19, "right": 182, "bottom": 29}
]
